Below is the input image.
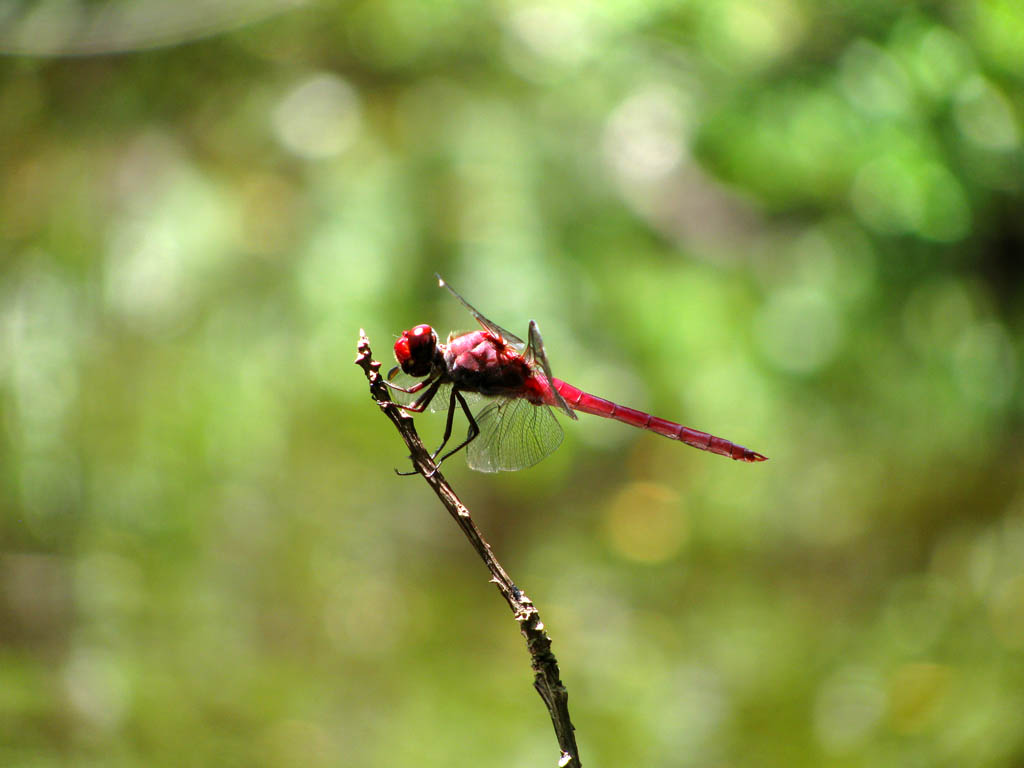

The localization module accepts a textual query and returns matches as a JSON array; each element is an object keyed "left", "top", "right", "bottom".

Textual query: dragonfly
[{"left": 385, "top": 275, "right": 767, "bottom": 473}]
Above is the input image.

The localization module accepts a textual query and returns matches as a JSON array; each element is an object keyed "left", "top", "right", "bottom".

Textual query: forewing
[
  {"left": 467, "top": 398, "right": 564, "bottom": 473},
  {"left": 525, "top": 320, "right": 576, "bottom": 420},
  {"left": 436, "top": 274, "right": 525, "bottom": 349}
]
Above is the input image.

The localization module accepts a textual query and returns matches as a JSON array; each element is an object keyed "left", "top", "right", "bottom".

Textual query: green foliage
[{"left": 1, "top": 1, "right": 1023, "bottom": 766}]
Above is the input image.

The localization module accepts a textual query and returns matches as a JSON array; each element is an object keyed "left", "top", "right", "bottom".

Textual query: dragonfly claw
[{"left": 393, "top": 454, "right": 442, "bottom": 477}]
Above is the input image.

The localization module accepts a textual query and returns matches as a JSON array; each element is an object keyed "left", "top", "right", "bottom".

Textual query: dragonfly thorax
[{"left": 394, "top": 324, "right": 441, "bottom": 377}]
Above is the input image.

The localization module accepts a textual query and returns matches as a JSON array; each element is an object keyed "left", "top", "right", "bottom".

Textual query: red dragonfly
[{"left": 386, "top": 275, "right": 767, "bottom": 472}]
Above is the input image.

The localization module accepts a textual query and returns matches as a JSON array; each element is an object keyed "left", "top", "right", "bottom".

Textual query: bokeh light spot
[
  {"left": 972, "top": 0, "right": 1024, "bottom": 74},
  {"left": 850, "top": 152, "right": 920, "bottom": 235},
  {"left": 884, "top": 578, "right": 953, "bottom": 654},
  {"left": 787, "top": 458, "right": 869, "bottom": 546},
  {"left": 701, "top": 0, "right": 804, "bottom": 71},
  {"left": 902, "top": 278, "right": 977, "bottom": 357},
  {"left": 506, "top": 5, "right": 593, "bottom": 71},
  {"left": 754, "top": 288, "right": 842, "bottom": 374},
  {"left": 654, "top": 665, "right": 729, "bottom": 754},
  {"left": 840, "top": 39, "right": 911, "bottom": 117},
  {"left": 3, "top": 266, "right": 80, "bottom": 446},
  {"left": 909, "top": 25, "right": 974, "bottom": 100},
  {"left": 603, "top": 86, "right": 688, "bottom": 183},
  {"left": 952, "top": 321, "right": 1017, "bottom": 409},
  {"left": 887, "top": 662, "right": 952, "bottom": 733},
  {"left": 989, "top": 574, "right": 1024, "bottom": 649},
  {"left": 262, "top": 719, "right": 335, "bottom": 768},
  {"left": 324, "top": 577, "right": 405, "bottom": 657},
  {"left": 915, "top": 163, "right": 972, "bottom": 242},
  {"left": 815, "top": 666, "right": 885, "bottom": 753},
  {"left": 272, "top": 73, "right": 362, "bottom": 160},
  {"left": 75, "top": 553, "right": 143, "bottom": 619},
  {"left": 105, "top": 161, "right": 236, "bottom": 336},
  {"left": 955, "top": 76, "right": 1020, "bottom": 151},
  {"left": 851, "top": 154, "right": 970, "bottom": 241},
  {"left": 64, "top": 647, "right": 131, "bottom": 732},
  {"left": 604, "top": 482, "right": 686, "bottom": 563}
]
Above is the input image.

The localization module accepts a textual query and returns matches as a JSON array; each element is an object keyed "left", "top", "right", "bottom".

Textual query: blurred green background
[{"left": 2, "top": 1, "right": 1024, "bottom": 766}]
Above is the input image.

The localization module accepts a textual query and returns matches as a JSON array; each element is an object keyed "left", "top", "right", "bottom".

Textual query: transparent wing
[
  {"left": 436, "top": 274, "right": 525, "bottom": 349},
  {"left": 525, "top": 320, "right": 576, "bottom": 420},
  {"left": 467, "top": 398, "right": 564, "bottom": 473},
  {"left": 388, "top": 374, "right": 486, "bottom": 415},
  {"left": 387, "top": 371, "right": 451, "bottom": 413}
]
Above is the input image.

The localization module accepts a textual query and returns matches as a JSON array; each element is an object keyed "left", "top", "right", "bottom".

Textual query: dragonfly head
[{"left": 393, "top": 324, "right": 438, "bottom": 377}]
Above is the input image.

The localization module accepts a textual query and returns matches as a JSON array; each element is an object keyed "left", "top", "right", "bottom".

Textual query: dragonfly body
[
  {"left": 387, "top": 276, "right": 767, "bottom": 472},
  {"left": 445, "top": 330, "right": 550, "bottom": 405}
]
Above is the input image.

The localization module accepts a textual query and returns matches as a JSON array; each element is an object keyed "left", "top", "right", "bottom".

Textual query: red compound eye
[{"left": 394, "top": 324, "right": 437, "bottom": 376}]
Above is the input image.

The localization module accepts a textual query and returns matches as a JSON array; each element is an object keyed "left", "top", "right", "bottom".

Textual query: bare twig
[{"left": 355, "top": 330, "right": 580, "bottom": 768}]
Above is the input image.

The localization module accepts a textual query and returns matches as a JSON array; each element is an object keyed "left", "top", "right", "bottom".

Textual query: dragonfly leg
[
  {"left": 392, "top": 379, "right": 447, "bottom": 477},
  {"left": 389, "top": 378, "right": 443, "bottom": 413},
  {"left": 401, "top": 390, "right": 477, "bottom": 478},
  {"left": 429, "top": 387, "right": 462, "bottom": 462},
  {"left": 433, "top": 390, "right": 479, "bottom": 468},
  {"left": 383, "top": 374, "right": 432, "bottom": 395}
]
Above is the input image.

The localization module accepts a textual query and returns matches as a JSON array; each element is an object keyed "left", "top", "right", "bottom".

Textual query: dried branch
[{"left": 355, "top": 330, "right": 580, "bottom": 768}]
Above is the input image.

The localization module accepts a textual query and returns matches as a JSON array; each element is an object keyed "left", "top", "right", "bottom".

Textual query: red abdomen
[{"left": 552, "top": 379, "right": 767, "bottom": 462}]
